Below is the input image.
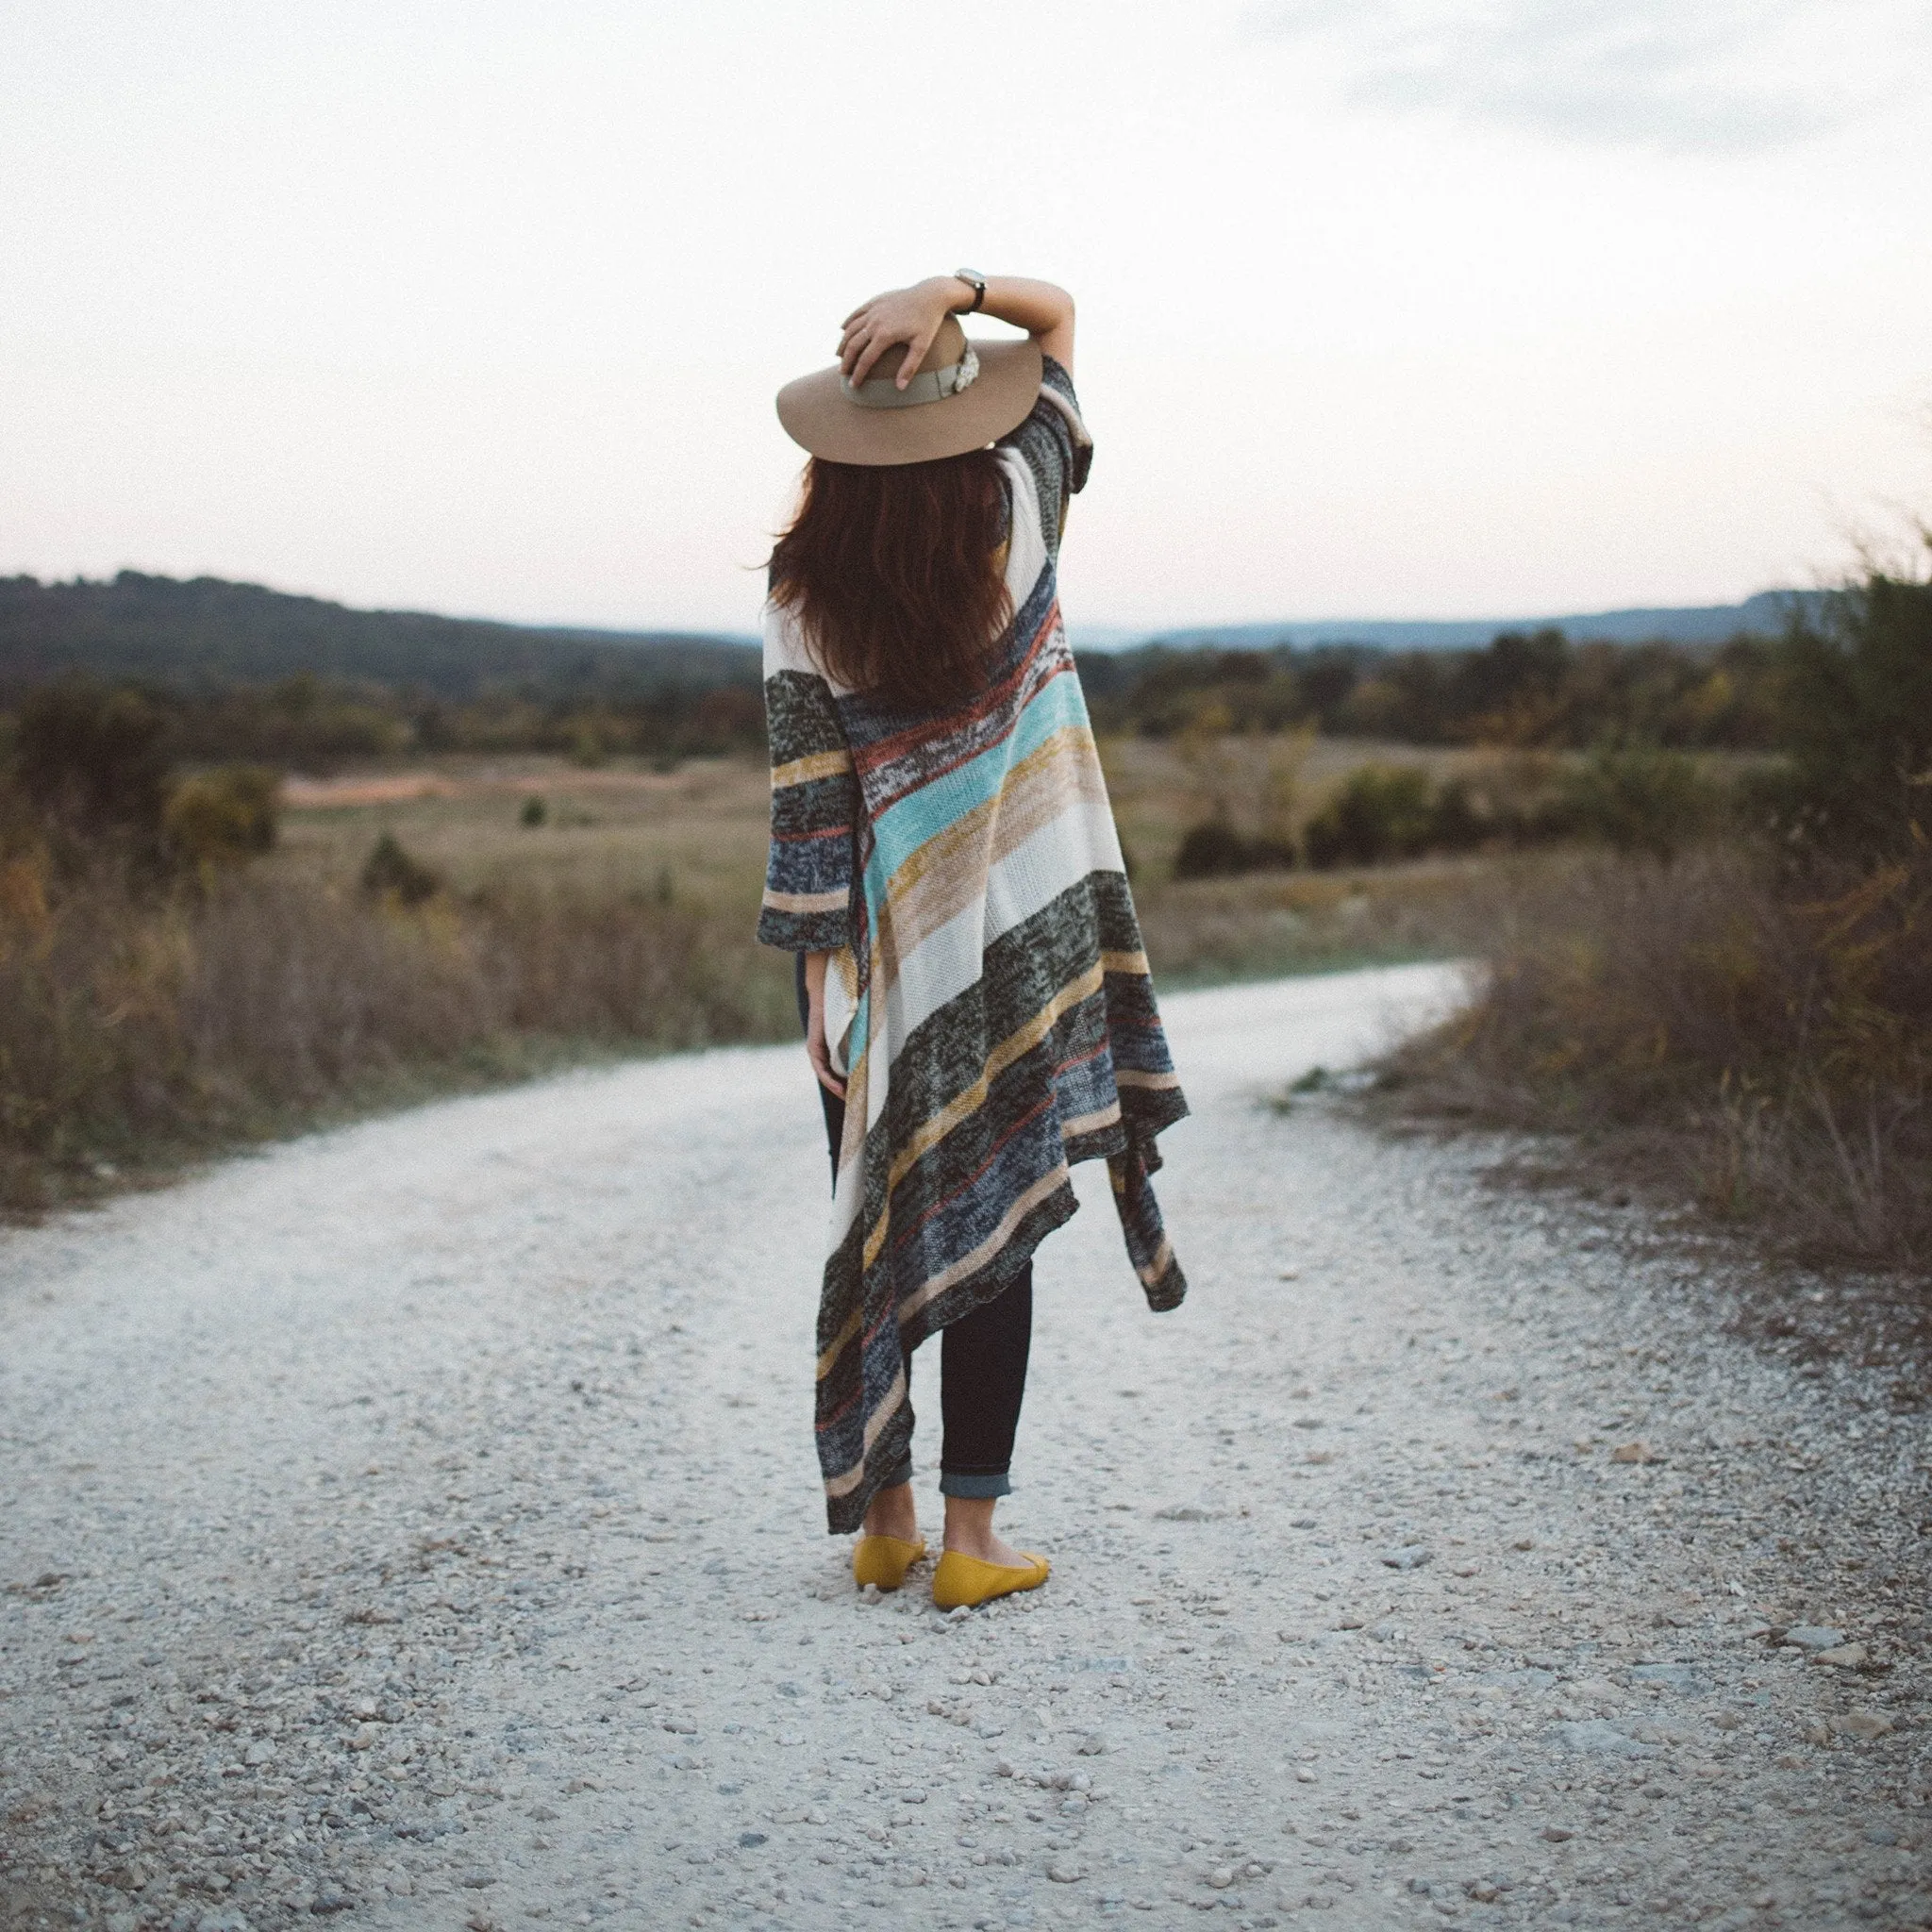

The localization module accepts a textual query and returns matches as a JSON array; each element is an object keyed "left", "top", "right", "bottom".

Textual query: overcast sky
[{"left": 4, "top": 0, "right": 1929, "bottom": 633}]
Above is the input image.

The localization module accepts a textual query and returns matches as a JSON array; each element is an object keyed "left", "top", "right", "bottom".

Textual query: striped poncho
[{"left": 758, "top": 358, "right": 1189, "bottom": 1534}]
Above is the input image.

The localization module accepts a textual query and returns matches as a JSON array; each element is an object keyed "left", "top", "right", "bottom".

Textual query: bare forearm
[{"left": 948, "top": 275, "right": 1071, "bottom": 338}]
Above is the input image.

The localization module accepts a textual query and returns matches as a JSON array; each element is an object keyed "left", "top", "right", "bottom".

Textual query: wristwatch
[{"left": 952, "top": 267, "right": 987, "bottom": 313}]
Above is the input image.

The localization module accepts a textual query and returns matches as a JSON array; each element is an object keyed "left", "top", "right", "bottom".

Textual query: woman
[{"left": 758, "top": 272, "right": 1189, "bottom": 1611}]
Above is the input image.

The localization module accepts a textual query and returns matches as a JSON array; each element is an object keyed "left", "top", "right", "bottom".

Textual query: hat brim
[{"left": 775, "top": 338, "right": 1043, "bottom": 467}]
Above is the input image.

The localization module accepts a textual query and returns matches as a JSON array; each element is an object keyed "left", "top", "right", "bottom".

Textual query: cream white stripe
[
  {"left": 995, "top": 450, "right": 1047, "bottom": 597},
  {"left": 1058, "top": 1102, "right": 1121, "bottom": 1140},
  {"left": 762, "top": 886, "right": 847, "bottom": 915},
  {"left": 821, "top": 1360, "right": 908, "bottom": 1497},
  {"left": 1135, "top": 1233, "right": 1174, "bottom": 1287},
  {"left": 983, "top": 801, "right": 1124, "bottom": 947}
]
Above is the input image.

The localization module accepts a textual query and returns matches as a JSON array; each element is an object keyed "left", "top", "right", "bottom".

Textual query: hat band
[{"left": 841, "top": 345, "right": 980, "bottom": 410}]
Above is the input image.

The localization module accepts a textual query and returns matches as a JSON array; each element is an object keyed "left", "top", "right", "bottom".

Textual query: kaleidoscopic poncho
[{"left": 758, "top": 358, "right": 1189, "bottom": 1534}]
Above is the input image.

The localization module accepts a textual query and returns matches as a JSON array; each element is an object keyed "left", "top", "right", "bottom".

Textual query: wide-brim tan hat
[{"left": 775, "top": 316, "right": 1042, "bottom": 467}]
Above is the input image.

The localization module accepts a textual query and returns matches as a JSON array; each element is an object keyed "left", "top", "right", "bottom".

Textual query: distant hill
[
  {"left": 1, "top": 573, "right": 1824, "bottom": 710},
  {"left": 1070, "top": 591, "right": 1820, "bottom": 654},
  {"left": 0, "top": 572, "right": 760, "bottom": 702}
]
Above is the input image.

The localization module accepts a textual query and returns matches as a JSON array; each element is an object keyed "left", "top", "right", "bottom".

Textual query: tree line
[{"left": 1075, "top": 624, "right": 1782, "bottom": 749}]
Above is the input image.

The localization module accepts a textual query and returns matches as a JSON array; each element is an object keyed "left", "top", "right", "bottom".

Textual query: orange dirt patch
[{"left": 282, "top": 770, "right": 697, "bottom": 810}]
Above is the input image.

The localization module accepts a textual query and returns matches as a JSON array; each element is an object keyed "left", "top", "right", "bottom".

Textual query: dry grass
[
  {"left": 1130, "top": 854, "right": 1538, "bottom": 983},
  {"left": 0, "top": 738, "right": 1530, "bottom": 1215},
  {"left": 1382, "top": 842, "right": 1932, "bottom": 1275},
  {"left": 0, "top": 793, "right": 794, "bottom": 1215}
]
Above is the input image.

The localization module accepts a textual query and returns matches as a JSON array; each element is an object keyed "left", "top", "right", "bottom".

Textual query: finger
[
  {"left": 851, "top": 333, "right": 896, "bottom": 389},
  {"left": 895, "top": 322, "right": 941, "bottom": 390},
  {"left": 839, "top": 326, "right": 870, "bottom": 379},
  {"left": 808, "top": 1038, "right": 846, "bottom": 1098}
]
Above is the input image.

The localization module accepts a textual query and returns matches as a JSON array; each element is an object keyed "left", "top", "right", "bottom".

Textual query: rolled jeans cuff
[{"left": 939, "top": 1469, "right": 1011, "bottom": 1500}]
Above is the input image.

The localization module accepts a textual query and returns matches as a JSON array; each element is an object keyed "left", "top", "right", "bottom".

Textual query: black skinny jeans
[{"left": 796, "top": 956, "right": 1031, "bottom": 1500}]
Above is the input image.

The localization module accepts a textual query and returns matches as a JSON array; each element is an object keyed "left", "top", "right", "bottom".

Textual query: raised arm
[{"left": 840, "top": 275, "right": 1074, "bottom": 391}]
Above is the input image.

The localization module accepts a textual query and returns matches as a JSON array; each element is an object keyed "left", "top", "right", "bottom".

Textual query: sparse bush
[
  {"left": 520, "top": 794, "right": 548, "bottom": 827},
  {"left": 359, "top": 832, "right": 441, "bottom": 907},
  {"left": 1545, "top": 741, "right": 1718, "bottom": 861},
  {"left": 1385, "top": 841, "right": 1932, "bottom": 1271},
  {"left": 0, "top": 860, "right": 794, "bottom": 1215},
  {"left": 164, "top": 765, "right": 280, "bottom": 869},
  {"left": 1172, "top": 820, "right": 1296, "bottom": 881},
  {"left": 1753, "top": 569, "right": 1932, "bottom": 858},
  {"left": 1304, "top": 764, "right": 1438, "bottom": 869},
  {"left": 13, "top": 679, "right": 171, "bottom": 841}
]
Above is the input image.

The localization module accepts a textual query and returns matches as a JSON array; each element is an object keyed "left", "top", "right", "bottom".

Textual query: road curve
[{"left": 3, "top": 962, "right": 1924, "bottom": 1932}]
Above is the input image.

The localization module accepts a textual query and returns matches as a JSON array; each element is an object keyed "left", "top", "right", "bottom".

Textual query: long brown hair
[{"left": 768, "top": 451, "right": 1012, "bottom": 713}]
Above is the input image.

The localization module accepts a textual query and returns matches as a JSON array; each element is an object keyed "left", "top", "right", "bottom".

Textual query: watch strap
[{"left": 952, "top": 267, "right": 987, "bottom": 314}]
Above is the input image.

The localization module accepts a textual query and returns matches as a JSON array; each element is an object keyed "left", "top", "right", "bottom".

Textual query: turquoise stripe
[{"left": 869, "top": 666, "right": 1091, "bottom": 871}]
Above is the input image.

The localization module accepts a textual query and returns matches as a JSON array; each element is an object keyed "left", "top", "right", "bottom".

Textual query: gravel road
[{"left": 4, "top": 962, "right": 1927, "bottom": 1932}]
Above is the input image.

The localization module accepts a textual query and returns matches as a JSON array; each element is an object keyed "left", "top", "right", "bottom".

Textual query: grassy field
[
  {"left": 0, "top": 734, "right": 1590, "bottom": 1216},
  {"left": 272, "top": 737, "right": 1534, "bottom": 991}
]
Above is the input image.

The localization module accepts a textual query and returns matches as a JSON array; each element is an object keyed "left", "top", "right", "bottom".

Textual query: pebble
[
  {"left": 1627, "top": 1663, "right": 1708, "bottom": 1692},
  {"left": 1834, "top": 1712, "right": 1894, "bottom": 1741},
  {"left": 1553, "top": 1720, "right": 1660, "bottom": 1757},
  {"left": 1781, "top": 1625, "right": 1846, "bottom": 1651}
]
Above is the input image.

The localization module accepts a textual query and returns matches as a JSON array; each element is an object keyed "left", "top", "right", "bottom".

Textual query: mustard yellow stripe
[
  {"left": 1098, "top": 947, "right": 1150, "bottom": 975},
  {"left": 1116, "top": 1068, "right": 1183, "bottom": 1090},
  {"left": 773, "top": 748, "right": 853, "bottom": 789},
  {"left": 814, "top": 1299, "right": 863, "bottom": 1382},
  {"left": 886, "top": 960, "right": 1106, "bottom": 1196},
  {"left": 861, "top": 1198, "right": 891, "bottom": 1274}
]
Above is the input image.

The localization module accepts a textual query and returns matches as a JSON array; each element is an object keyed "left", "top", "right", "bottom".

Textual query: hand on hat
[{"left": 839, "top": 278, "right": 967, "bottom": 391}]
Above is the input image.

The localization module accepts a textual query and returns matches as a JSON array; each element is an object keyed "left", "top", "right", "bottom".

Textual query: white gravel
[{"left": 3, "top": 961, "right": 1927, "bottom": 1932}]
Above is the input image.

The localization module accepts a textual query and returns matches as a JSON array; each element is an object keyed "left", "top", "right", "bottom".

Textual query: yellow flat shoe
[
  {"left": 852, "top": 1534, "right": 927, "bottom": 1591},
  {"left": 932, "top": 1549, "right": 1050, "bottom": 1611}
]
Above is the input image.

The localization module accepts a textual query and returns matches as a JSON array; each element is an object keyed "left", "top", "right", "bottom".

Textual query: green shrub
[
  {"left": 1547, "top": 741, "right": 1717, "bottom": 862},
  {"left": 163, "top": 765, "right": 280, "bottom": 869},
  {"left": 520, "top": 794, "right": 548, "bottom": 827},
  {"left": 1304, "top": 764, "right": 1437, "bottom": 869},
  {"left": 359, "top": 832, "right": 441, "bottom": 906},
  {"left": 1427, "top": 776, "right": 1492, "bottom": 854},
  {"left": 1755, "top": 571, "right": 1932, "bottom": 858},
  {"left": 13, "top": 679, "right": 171, "bottom": 841},
  {"left": 1172, "top": 820, "right": 1296, "bottom": 881}
]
